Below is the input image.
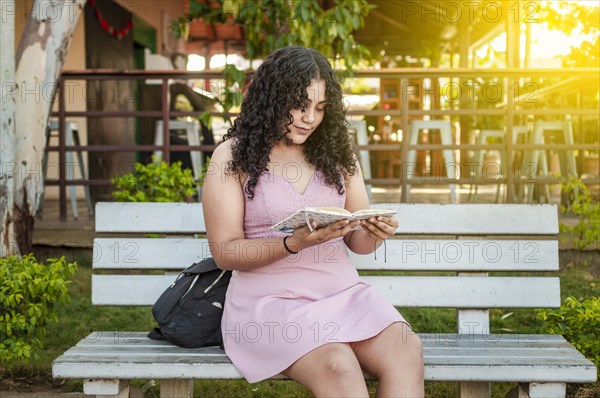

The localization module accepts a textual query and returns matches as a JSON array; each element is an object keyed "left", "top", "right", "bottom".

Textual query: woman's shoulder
[
  {"left": 211, "top": 139, "right": 234, "bottom": 162},
  {"left": 209, "top": 139, "right": 248, "bottom": 185}
]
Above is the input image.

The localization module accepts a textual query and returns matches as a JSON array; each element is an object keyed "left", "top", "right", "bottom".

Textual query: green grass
[{"left": 4, "top": 251, "right": 599, "bottom": 397}]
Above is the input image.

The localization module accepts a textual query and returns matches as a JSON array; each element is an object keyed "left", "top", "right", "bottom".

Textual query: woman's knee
[
  {"left": 407, "top": 332, "right": 424, "bottom": 359},
  {"left": 284, "top": 344, "right": 368, "bottom": 395},
  {"left": 321, "top": 347, "right": 364, "bottom": 381}
]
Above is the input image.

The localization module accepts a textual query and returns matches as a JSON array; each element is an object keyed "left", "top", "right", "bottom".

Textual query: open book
[{"left": 271, "top": 207, "right": 397, "bottom": 233}]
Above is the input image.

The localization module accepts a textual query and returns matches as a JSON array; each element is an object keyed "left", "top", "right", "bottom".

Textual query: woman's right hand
[{"left": 285, "top": 219, "right": 361, "bottom": 253}]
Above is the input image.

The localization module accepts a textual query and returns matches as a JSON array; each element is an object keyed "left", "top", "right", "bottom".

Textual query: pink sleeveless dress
[{"left": 221, "top": 170, "right": 408, "bottom": 383}]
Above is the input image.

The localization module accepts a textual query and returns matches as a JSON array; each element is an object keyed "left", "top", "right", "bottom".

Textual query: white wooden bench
[{"left": 52, "top": 202, "right": 597, "bottom": 398}]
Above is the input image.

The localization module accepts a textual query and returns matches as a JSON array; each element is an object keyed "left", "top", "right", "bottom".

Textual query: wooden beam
[
  {"left": 370, "top": 9, "right": 413, "bottom": 34},
  {"left": 469, "top": 24, "right": 503, "bottom": 51},
  {"left": 505, "top": 1, "right": 521, "bottom": 69}
]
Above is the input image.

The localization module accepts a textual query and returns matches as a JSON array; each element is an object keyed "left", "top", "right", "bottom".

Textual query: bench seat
[{"left": 53, "top": 332, "right": 596, "bottom": 383}]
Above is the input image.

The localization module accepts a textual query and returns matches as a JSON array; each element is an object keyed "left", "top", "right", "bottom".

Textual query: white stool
[
  {"left": 44, "top": 120, "right": 93, "bottom": 219},
  {"left": 470, "top": 125, "right": 530, "bottom": 203},
  {"left": 521, "top": 121, "right": 577, "bottom": 203},
  {"left": 154, "top": 120, "right": 203, "bottom": 198},
  {"left": 470, "top": 129, "right": 504, "bottom": 203},
  {"left": 348, "top": 120, "right": 372, "bottom": 200},
  {"left": 405, "top": 120, "right": 456, "bottom": 203}
]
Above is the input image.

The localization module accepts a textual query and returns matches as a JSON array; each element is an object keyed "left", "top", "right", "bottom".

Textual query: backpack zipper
[
  {"left": 181, "top": 275, "right": 200, "bottom": 299},
  {"left": 204, "top": 270, "right": 227, "bottom": 294}
]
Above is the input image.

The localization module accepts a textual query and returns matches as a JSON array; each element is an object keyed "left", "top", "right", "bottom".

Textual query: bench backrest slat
[
  {"left": 378, "top": 204, "right": 559, "bottom": 235},
  {"left": 96, "top": 202, "right": 206, "bottom": 233},
  {"left": 92, "top": 202, "right": 561, "bottom": 317},
  {"left": 93, "top": 238, "right": 559, "bottom": 272},
  {"left": 91, "top": 275, "right": 561, "bottom": 308},
  {"left": 95, "top": 203, "right": 559, "bottom": 235}
]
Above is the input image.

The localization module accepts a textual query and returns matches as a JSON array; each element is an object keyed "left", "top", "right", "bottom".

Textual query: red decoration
[{"left": 89, "top": 0, "right": 133, "bottom": 40}]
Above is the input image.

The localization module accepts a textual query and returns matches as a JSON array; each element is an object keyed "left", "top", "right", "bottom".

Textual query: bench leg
[
  {"left": 528, "top": 382, "right": 566, "bottom": 398},
  {"left": 459, "top": 381, "right": 490, "bottom": 398},
  {"left": 83, "top": 379, "right": 129, "bottom": 397},
  {"left": 506, "top": 382, "right": 566, "bottom": 398},
  {"left": 160, "top": 379, "right": 193, "bottom": 398}
]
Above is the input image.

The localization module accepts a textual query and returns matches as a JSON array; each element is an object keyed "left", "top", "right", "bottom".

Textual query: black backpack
[{"left": 148, "top": 258, "right": 231, "bottom": 348}]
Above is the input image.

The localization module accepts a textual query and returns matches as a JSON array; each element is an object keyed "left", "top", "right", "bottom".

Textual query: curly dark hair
[{"left": 222, "top": 46, "right": 358, "bottom": 199}]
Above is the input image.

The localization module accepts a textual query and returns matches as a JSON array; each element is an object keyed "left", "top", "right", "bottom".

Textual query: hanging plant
[{"left": 170, "top": 0, "right": 375, "bottom": 127}]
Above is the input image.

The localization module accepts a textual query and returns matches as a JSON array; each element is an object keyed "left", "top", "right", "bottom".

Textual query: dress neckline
[{"left": 266, "top": 171, "right": 317, "bottom": 197}]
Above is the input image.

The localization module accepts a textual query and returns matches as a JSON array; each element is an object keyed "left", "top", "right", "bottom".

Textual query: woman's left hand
[{"left": 360, "top": 216, "right": 399, "bottom": 241}]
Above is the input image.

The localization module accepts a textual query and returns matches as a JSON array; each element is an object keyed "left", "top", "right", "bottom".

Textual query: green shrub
[
  {"left": 0, "top": 255, "right": 78, "bottom": 366},
  {"left": 559, "top": 176, "right": 600, "bottom": 249},
  {"left": 538, "top": 296, "right": 600, "bottom": 374},
  {"left": 112, "top": 159, "right": 199, "bottom": 202}
]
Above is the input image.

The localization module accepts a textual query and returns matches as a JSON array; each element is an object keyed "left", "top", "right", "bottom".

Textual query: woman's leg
[
  {"left": 350, "top": 322, "right": 424, "bottom": 398},
  {"left": 282, "top": 342, "right": 369, "bottom": 397}
]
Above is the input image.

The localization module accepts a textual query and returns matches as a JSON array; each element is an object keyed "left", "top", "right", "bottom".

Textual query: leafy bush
[
  {"left": 112, "top": 159, "right": 199, "bottom": 202},
  {"left": 538, "top": 296, "right": 600, "bottom": 374},
  {"left": 0, "top": 255, "right": 78, "bottom": 366},
  {"left": 559, "top": 176, "right": 600, "bottom": 249}
]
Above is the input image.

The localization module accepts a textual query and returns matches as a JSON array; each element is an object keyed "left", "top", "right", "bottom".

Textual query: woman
[{"left": 203, "top": 46, "right": 424, "bottom": 397}]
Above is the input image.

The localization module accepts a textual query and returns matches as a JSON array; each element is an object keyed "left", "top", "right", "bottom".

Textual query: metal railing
[{"left": 48, "top": 68, "right": 599, "bottom": 220}]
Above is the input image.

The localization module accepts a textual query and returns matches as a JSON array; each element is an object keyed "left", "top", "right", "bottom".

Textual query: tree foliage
[
  {"left": 538, "top": 296, "right": 600, "bottom": 375},
  {"left": 559, "top": 176, "right": 600, "bottom": 250},
  {"left": 171, "top": 0, "right": 375, "bottom": 120},
  {"left": 540, "top": 1, "right": 599, "bottom": 66},
  {"left": 111, "top": 159, "right": 200, "bottom": 202},
  {"left": 174, "top": 0, "right": 373, "bottom": 71},
  {"left": 0, "top": 255, "right": 77, "bottom": 366}
]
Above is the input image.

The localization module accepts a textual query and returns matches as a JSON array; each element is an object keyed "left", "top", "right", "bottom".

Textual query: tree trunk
[
  {"left": 1, "top": 0, "right": 17, "bottom": 257},
  {"left": 11, "top": 0, "right": 86, "bottom": 255}
]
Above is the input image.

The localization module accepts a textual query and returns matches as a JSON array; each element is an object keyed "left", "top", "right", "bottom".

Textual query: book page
[
  {"left": 271, "top": 207, "right": 397, "bottom": 232},
  {"left": 304, "top": 207, "right": 351, "bottom": 215},
  {"left": 352, "top": 208, "right": 396, "bottom": 216}
]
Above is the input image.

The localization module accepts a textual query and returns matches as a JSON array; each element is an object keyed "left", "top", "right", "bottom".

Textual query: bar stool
[
  {"left": 43, "top": 120, "right": 94, "bottom": 219},
  {"left": 347, "top": 120, "right": 372, "bottom": 200},
  {"left": 153, "top": 120, "right": 203, "bottom": 197},
  {"left": 471, "top": 129, "right": 504, "bottom": 202},
  {"left": 405, "top": 120, "right": 456, "bottom": 203},
  {"left": 470, "top": 126, "right": 530, "bottom": 203},
  {"left": 521, "top": 121, "right": 577, "bottom": 203}
]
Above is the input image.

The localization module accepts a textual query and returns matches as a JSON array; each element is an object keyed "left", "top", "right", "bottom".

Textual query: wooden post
[
  {"left": 506, "top": 78, "right": 516, "bottom": 203},
  {"left": 506, "top": 3, "right": 521, "bottom": 70},
  {"left": 458, "top": 18, "right": 471, "bottom": 180},
  {"left": 161, "top": 78, "right": 170, "bottom": 164},
  {"left": 58, "top": 81, "right": 67, "bottom": 221},
  {"left": 524, "top": 22, "right": 531, "bottom": 69},
  {"left": 505, "top": 1, "right": 521, "bottom": 203},
  {"left": 400, "top": 78, "right": 410, "bottom": 202}
]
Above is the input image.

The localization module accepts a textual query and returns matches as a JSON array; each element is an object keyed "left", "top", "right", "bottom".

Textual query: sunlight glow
[
  {"left": 480, "top": 22, "right": 597, "bottom": 62},
  {"left": 209, "top": 54, "right": 252, "bottom": 69},
  {"left": 186, "top": 54, "right": 205, "bottom": 71},
  {"left": 530, "top": 24, "right": 595, "bottom": 59}
]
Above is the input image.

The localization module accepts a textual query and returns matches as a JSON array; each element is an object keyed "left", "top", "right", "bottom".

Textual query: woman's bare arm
[
  {"left": 202, "top": 141, "right": 292, "bottom": 270},
  {"left": 343, "top": 160, "right": 398, "bottom": 254}
]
